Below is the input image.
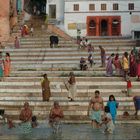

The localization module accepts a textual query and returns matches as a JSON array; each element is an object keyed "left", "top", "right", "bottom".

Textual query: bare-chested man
[
  {"left": 87, "top": 90, "right": 104, "bottom": 128},
  {"left": 19, "top": 102, "right": 32, "bottom": 133},
  {"left": 49, "top": 101, "right": 64, "bottom": 133}
]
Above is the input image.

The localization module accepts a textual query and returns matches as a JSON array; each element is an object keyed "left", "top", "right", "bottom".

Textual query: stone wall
[{"left": 0, "top": 1, "right": 10, "bottom": 42}]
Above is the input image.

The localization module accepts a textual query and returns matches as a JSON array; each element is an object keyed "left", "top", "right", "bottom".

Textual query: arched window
[
  {"left": 89, "top": 20, "right": 96, "bottom": 28},
  {"left": 112, "top": 19, "right": 119, "bottom": 27}
]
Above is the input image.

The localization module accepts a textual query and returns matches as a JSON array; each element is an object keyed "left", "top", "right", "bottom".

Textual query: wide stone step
[
  {"left": 9, "top": 70, "right": 106, "bottom": 77},
  {"left": 0, "top": 92, "right": 138, "bottom": 98},
  {"left": 0, "top": 88, "right": 139, "bottom": 93},
  {"left": 3, "top": 76, "right": 132, "bottom": 82},
  {"left": 0, "top": 96, "right": 135, "bottom": 101},
  {"left": 20, "top": 40, "right": 135, "bottom": 45},
  {"left": 3, "top": 46, "right": 132, "bottom": 52},
  {"left": 0, "top": 104, "right": 136, "bottom": 112}
]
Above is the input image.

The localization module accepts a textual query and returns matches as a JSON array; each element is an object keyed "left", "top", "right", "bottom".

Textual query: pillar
[
  {"left": 108, "top": 17, "right": 112, "bottom": 36},
  {"left": 96, "top": 17, "right": 99, "bottom": 36}
]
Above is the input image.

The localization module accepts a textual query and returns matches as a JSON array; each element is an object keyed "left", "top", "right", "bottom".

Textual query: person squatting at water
[
  {"left": 41, "top": 74, "right": 51, "bottom": 101},
  {"left": 87, "top": 90, "right": 104, "bottom": 128},
  {"left": 19, "top": 102, "right": 32, "bottom": 133},
  {"left": 100, "top": 106, "right": 115, "bottom": 134},
  {"left": 31, "top": 116, "right": 38, "bottom": 128},
  {"left": 49, "top": 101, "right": 64, "bottom": 133}
]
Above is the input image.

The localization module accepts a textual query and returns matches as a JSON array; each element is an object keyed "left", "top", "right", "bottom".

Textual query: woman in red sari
[
  {"left": 129, "top": 50, "right": 137, "bottom": 77},
  {"left": 4, "top": 53, "right": 11, "bottom": 77},
  {"left": 136, "top": 50, "right": 140, "bottom": 81}
]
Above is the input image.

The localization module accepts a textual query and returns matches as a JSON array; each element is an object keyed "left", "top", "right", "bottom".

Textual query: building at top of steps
[{"left": 0, "top": 0, "right": 140, "bottom": 41}]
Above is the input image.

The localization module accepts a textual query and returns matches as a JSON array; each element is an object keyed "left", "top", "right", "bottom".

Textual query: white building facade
[
  {"left": 46, "top": 0, "right": 65, "bottom": 22},
  {"left": 64, "top": 0, "right": 140, "bottom": 37}
]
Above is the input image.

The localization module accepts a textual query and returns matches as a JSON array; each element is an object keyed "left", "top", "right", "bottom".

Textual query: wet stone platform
[{"left": 0, "top": 123, "right": 140, "bottom": 140}]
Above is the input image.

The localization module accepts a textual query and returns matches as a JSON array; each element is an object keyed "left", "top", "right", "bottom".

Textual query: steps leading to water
[{"left": 0, "top": 16, "right": 139, "bottom": 122}]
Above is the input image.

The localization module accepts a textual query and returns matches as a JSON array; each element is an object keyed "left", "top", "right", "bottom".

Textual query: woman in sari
[
  {"left": 21, "top": 25, "right": 29, "bottom": 37},
  {"left": 113, "top": 53, "right": 122, "bottom": 76},
  {"left": 0, "top": 52, "right": 4, "bottom": 81},
  {"left": 122, "top": 52, "right": 129, "bottom": 80},
  {"left": 106, "top": 53, "right": 115, "bottom": 77},
  {"left": 41, "top": 74, "right": 51, "bottom": 101},
  {"left": 4, "top": 53, "right": 11, "bottom": 77},
  {"left": 129, "top": 50, "right": 137, "bottom": 77},
  {"left": 136, "top": 50, "right": 140, "bottom": 81}
]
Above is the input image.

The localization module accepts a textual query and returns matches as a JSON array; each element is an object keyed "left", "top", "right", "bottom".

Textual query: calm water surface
[{"left": 0, "top": 123, "right": 140, "bottom": 140}]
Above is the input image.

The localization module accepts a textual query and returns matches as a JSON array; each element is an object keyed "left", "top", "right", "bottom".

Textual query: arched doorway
[
  {"left": 24, "top": 0, "right": 46, "bottom": 15},
  {"left": 88, "top": 20, "right": 96, "bottom": 36},
  {"left": 100, "top": 19, "right": 108, "bottom": 36},
  {"left": 112, "top": 19, "right": 120, "bottom": 36}
]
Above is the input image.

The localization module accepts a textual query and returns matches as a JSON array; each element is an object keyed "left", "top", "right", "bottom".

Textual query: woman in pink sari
[
  {"left": 113, "top": 53, "right": 122, "bottom": 76},
  {"left": 106, "top": 53, "right": 115, "bottom": 77},
  {"left": 4, "top": 53, "right": 11, "bottom": 77}
]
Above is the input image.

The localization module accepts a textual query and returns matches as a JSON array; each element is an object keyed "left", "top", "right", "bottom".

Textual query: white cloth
[
  {"left": 68, "top": 83, "right": 77, "bottom": 99},
  {"left": 105, "top": 113, "right": 115, "bottom": 132}
]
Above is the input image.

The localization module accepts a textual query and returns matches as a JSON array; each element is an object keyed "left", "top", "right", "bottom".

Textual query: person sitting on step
[{"left": 80, "top": 57, "right": 88, "bottom": 71}]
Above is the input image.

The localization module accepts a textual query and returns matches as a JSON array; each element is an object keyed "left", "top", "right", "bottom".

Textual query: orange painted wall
[
  {"left": 87, "top": 16, "right": 121, "bottom": 36},
  {"left": 0, "top": 1, "right": 10, "bottom": 41}
]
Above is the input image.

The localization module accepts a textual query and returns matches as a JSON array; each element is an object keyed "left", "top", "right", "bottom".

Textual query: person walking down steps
[{"left": 64, "top": 72, "right": 77, "bottom": 101}]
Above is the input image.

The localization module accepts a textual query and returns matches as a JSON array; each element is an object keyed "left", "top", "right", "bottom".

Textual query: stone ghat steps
[
  {"left": 19, "top": 44, "right": 133, "bottom": 49},
  {"left": 3, "top": 46, "right": 132, "bottom": 53},
  {"left": 20, "top": 38, "right": 133, "bottom": 44},
  {"left": 5, "top": 46, "right": 132, "bottom": 53},
  {"left": 20, "top": 42, "right": 135, "bottom": 46},
  {"left": 0, "top": 81, "right": 139, "bottom": 88},
  {"left": 86, "top": 36, "right": 132, "bottom": 40},
  {"left": 0, "top": 79, "right": 139, "bottom": 96},
  {"left": 0, "top": 96, "right": 136, "bottom": 102},
  {"left": 0, "top": 92, "right": 138, "bottom": 98},
  {"left": 7, "top": 70, "right": 126, "bottom": 77},
  {"left": 9, "top": 54, "right": 129, "bottom": 61},
  {"left": 0, "top": 104, "right": 136, "bottom": 112},
  {"left": 0, "top": 101, "right": 137, "bottom": 121},
  {"left": 3, "top": 77, "right": 133, "bottom": 82}
]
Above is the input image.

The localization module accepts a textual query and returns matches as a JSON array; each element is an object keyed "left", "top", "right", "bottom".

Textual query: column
[
  {"left": 96, "top": 17, "right": 99, "bottom": 36},
  {"left": 108, "top": 17, "right": 112, "bottom": 36}
]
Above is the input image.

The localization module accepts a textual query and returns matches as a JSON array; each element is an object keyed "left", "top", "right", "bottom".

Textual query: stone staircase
[{"left": 0, "top": 17, "right": 139, "bottom": 123}]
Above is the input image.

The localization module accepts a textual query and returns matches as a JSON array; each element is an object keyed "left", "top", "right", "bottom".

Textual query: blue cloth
[
  {"left": 90, "top": 110, "right": 101, "bottom": 123},
  {"left": 16, "top": 0, "right": 22, "bottom": 12},
  {"left": 107, "top": 101, "right": 118, "bottom": 123},
  {"left": 0, "top": 66, "right": 3, "bottom": 77},
  {"left": 20, "top": 122, "right": 32, "bottom": 134}
]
